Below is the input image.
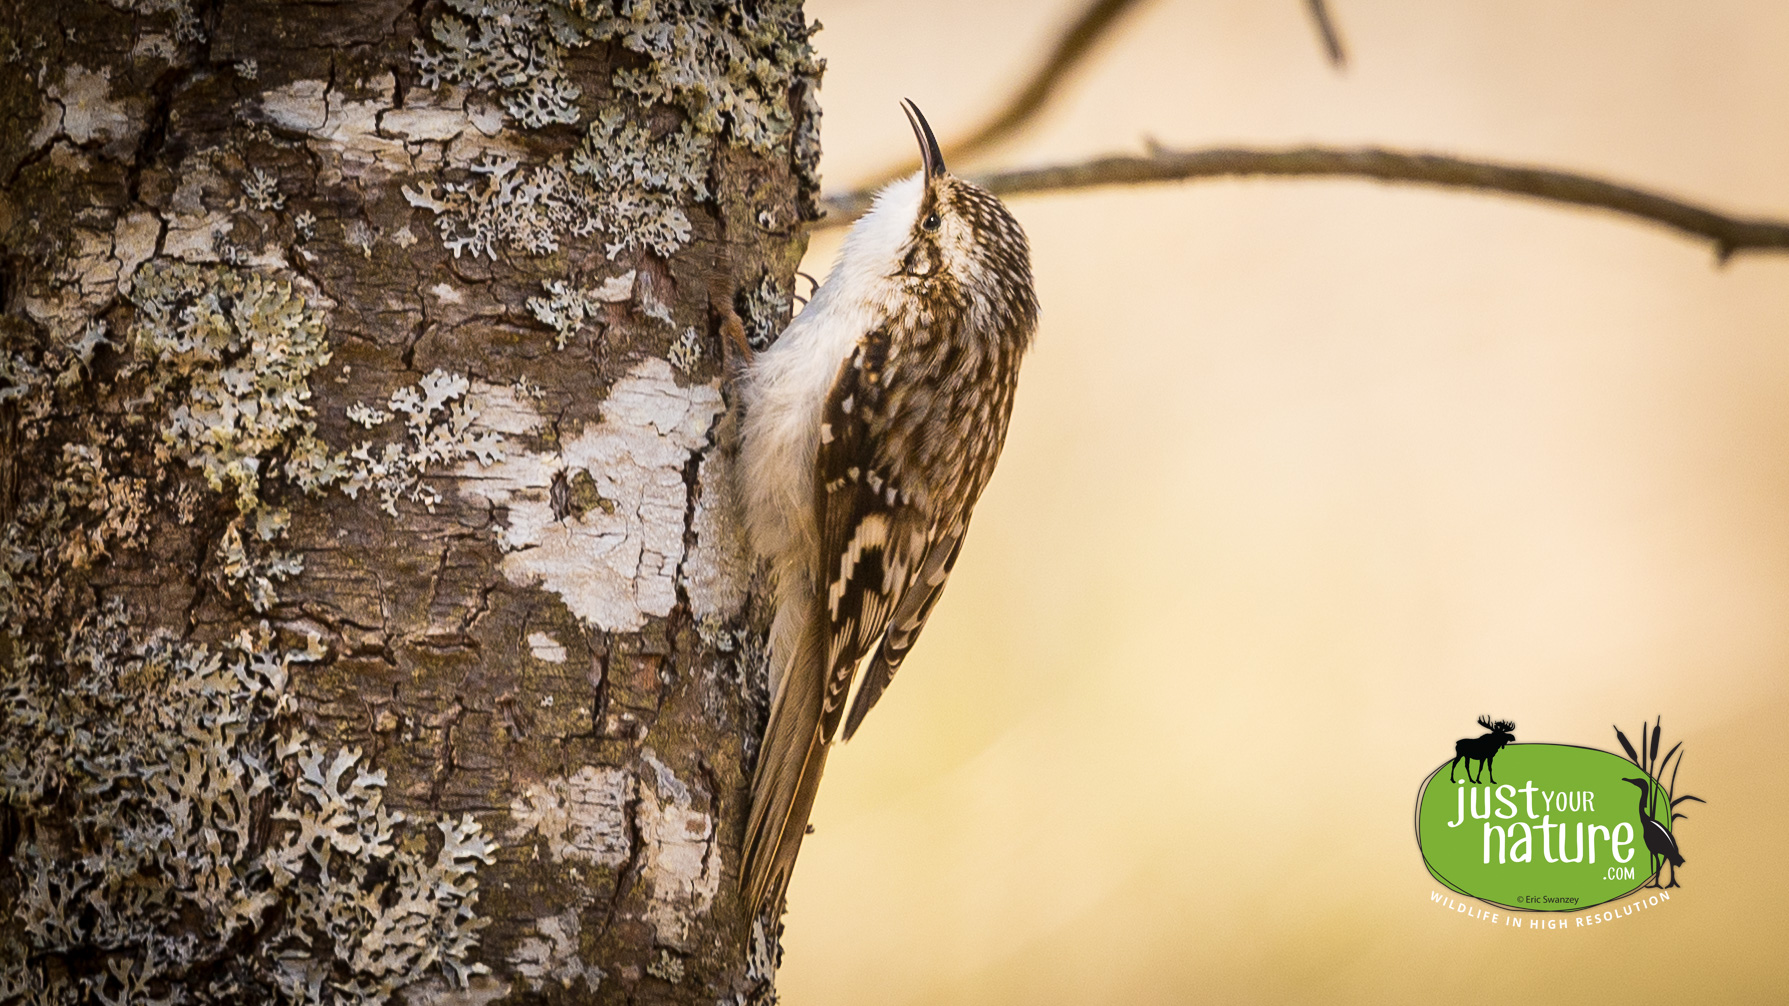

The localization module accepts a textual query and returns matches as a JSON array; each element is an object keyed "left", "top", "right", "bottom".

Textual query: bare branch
[
  {"left": 855, "top": 0, "right": 1153, "bottom": 190},
  {"left": 1305, "top": 0, "right": 1348, "bottom": 68},
  {"left": 815, "top": 144, "right": 1789, "bottom": 260}
]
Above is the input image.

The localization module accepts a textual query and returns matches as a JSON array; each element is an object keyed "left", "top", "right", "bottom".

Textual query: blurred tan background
[{"left": 780, "top": 1, "right": 1789, "bottom": 1003}]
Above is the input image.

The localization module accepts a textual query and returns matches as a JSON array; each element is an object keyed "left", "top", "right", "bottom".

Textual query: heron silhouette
[{"left": 1622, "top": 777, "right": 1684, "bottom": 888}]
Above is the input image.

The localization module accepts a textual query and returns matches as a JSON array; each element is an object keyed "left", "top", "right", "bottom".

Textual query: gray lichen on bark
[{"left": 0, "top": 0, "right": 819, "bottom": 1002}]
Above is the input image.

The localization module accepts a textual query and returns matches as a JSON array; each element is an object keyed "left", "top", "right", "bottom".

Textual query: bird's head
[
  {"left": 891, "top": 98, "right": 963, "bottom": 281},
  {"left": 838, "top": 101, "right": 1038, "bottom": 335},
  {"left": 1622, "top": 777, "right": 1650, "bottom": 791}
]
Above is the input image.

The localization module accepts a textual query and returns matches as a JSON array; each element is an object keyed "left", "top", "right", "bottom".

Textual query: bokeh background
[{"left": 779, "top": 1, "right": 1789, "bottom": 1003}]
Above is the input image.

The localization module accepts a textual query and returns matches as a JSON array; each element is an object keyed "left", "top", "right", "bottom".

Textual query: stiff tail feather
[
  {"left": 742, "top": 610, "right": 832, "bottom": 915},
  {"left": 841, "top": 650, "right": 894, "bottom": 742}
]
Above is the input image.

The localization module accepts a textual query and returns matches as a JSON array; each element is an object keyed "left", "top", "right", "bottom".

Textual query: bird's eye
[{"left": 922, "top": 213, "right": 940, "bottom": 232}]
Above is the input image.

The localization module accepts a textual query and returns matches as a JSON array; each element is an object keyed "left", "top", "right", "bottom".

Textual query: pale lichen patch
[
  {"left": 647, "top": 949, "right": 686, "bottom": 983},
  {"left": 402, "top": 110, "right": 709, "bottom": 261},
  {"left": 161, "top": 158, "right": 239, "bottom": 262},
  {"left": 259, "top": 78, "right": 331, "bottom": 133},
  {"left": 259, "top": 75, "right": 524, "bottom": 183},
  {"left": 128, "top": 261, "right": 334, "bottom": 514},
  {"left": 0, "top": 251, "right": 343, "bottom": 624},
  {"left": 161, "top": 207, "right": 234, "bottom": 261},
  {"left": 407, "top": 0, "right": 826, "bottom": 259},
  {"left": 338, "top": 370, "right": 507, "bottom": 516},
  {"left": 635, "top": 750, "right": 721, "bottom": 951},
  {"left": 0, "top": 607, "right": 301, "bottom": 997},
  {"left": 241, "top": 167, "right": 286, "bottom": 211},
  {"left": 742, "top": 271, "right": 795, "bottom": 353},
  {"left": 11, "top": 193, "right": 164, "bottom": 350},
  {"left": 506, "top": 766, "right": 632, "bottom": 867},
  {"left": 683, "top": 445, "right": 752, "bottom": 632},
  {"left": 0, "top": 601, "right": 499, "bottom": 1002},
  {"left": 102, "top": 0, "right": 202, "bottom": 43},
  {"left": 112, "top": 210, "right": 162, "bottom": 294},
  {"left": 259, "top": 77, "right": 410, "bottom": 178},
  {"left": 29, "top": 65, "right": 146, "bottom": 152},
  {"left": 526, "top": 270, "right": 634, "bottom": 348},
  {"left": 463, "top": 378, "right": 546, "bottom": 439},
  {"left": 456, "top": 358, "right": 723, "bottom": 631},
  {"left": 527, "top": 631, "right": 568, "bottom": 663},
  {"left": 510, "top": 910, "right": 604, "bottom": 993},
  {"left": 263, "top": 748, "right": 500, "bottom": 1000},
  {"left": 509, "top": 755, "right": 722, "bottom": 954},
  {"left": 413, "top": 0, "right": 821, "bottom": 162},
  {"left": 400, "top": 977, "right": 516, "bottom": 1006},
  {"left": 19, "top": 225, "right": 127, "bottom": 344},
  {"left": 413, "top": 0, "right": 582, "bottom": 128},
  {"left": 130, "top": 30, "right": 182, "bottom": 64},
  {"left": 667, "top": 326, "right": 702, "bottom": 373}
]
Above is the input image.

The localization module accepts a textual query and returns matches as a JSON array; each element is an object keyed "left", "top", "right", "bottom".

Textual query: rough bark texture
[{"left": 0, "top": 1, "right": 820, "bottom": 1003}]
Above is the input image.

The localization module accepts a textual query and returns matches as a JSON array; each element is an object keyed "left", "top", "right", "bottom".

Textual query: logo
[{"left": 1415, "top": 717, "right": 1704, "bottom": 912}]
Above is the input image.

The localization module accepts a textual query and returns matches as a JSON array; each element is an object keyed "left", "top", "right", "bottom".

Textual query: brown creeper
[{"left": 738, "top": 100, "right": 1040, "bottom": 914}]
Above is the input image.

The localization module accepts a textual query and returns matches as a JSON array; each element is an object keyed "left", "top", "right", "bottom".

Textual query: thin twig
[
  {"left": 854, "top": 0, "right": 1153, "bottom": 190},
  {"left": 814, "top": 144, "right": 1789, "bottom": 260},
  {"left": 1305, "top": 0, "right": 1348, "bottom": 68}
]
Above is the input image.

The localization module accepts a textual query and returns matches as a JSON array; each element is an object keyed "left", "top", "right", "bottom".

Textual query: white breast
[{"left": 738, "top": 173, "right": 924, "bottom": 570}]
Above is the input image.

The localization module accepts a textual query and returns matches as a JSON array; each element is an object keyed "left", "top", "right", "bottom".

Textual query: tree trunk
[{"left": 0, "top": 1, "right": 820, "bottom": 1003}]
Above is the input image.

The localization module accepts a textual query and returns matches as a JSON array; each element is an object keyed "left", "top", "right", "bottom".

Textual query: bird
[
  {"left": 1621, "top": 777, "right": 1685, "bottom": 889},
  {"left": 736, "top": 99, "right": 1040, "bottom": 915}
]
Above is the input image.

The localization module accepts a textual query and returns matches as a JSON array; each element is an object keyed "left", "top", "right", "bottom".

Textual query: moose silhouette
[{"left": 1448, "top": 716, "right": 1516, "bottom": 784}]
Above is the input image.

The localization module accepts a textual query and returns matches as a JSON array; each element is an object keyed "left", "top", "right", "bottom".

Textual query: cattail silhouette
[{"left": 1614, "top": 719, "right": 1704, "bottom": 889}]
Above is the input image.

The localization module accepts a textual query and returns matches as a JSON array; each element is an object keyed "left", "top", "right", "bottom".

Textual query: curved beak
[{"left": 901, "top": 98, "right": 947, "bottom": 185}]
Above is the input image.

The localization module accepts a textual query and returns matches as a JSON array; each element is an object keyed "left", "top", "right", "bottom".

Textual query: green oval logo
[{"left": 1416, "top": 744, "right": 1673, "bottom": 911}]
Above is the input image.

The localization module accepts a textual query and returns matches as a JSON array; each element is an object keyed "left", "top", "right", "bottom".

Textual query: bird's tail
[{"left": 742, "top": 603, "right": 831, "bottom": 916}]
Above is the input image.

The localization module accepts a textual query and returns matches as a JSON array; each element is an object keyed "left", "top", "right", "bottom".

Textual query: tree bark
[{"left": 0, "top": 1, "right": 820, "bottom": 1003}]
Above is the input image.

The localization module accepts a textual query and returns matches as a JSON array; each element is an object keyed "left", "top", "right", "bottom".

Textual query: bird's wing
[
  {"left": 742, "top": 325, "right": 929, "bottom": 913},
  {"left": 841, "top": 523, "right": 964, "bottom": 741},
  {"left": 812, "top": 325, "right": 936, "bottom": 741}
]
